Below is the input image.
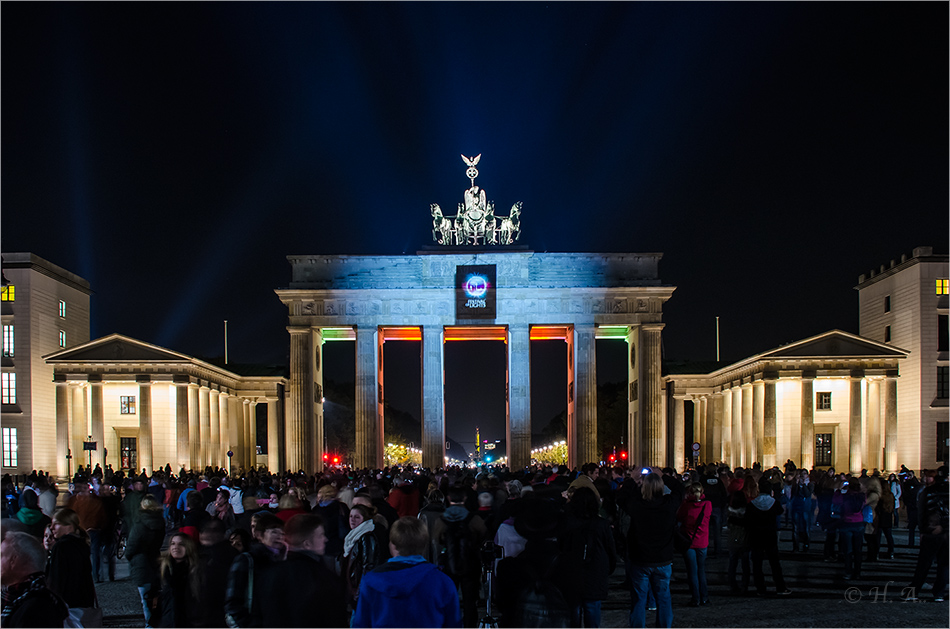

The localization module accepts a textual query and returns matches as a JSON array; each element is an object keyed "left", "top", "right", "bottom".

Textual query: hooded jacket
[
  {"left": 125, "top": 509, "right": 166, "bottom": 587},
  {"left": 745, "top": 494, "right": 783, "bottom": 549},
  {"left": 352, "top": 559, "right": 461, "bottom": 628}
]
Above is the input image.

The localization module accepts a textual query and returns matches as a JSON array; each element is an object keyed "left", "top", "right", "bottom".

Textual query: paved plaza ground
[{"left": 97, "top": 524, "right": 948, "bottom": 628}]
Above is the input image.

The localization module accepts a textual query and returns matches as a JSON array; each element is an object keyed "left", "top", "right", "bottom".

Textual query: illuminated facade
[
  {"left": 276, "top": 252, "right": 676, "bottom": 471},
  {"left": 1, "top": 253, "right": 91, "bottom": 475},
  {"left": 856, "top": 246, "right": 949, "bottom": 469},
  {"left": 665, "top": 330, "right": 907, "bottom": 474},
  {"left": 44, "top": 334, "right": 288, "bottom": 476}
]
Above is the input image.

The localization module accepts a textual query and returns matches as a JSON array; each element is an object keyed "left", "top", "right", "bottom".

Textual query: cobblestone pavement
[{"left": 97, "top": 525, "right": 948, "bottom": 628}]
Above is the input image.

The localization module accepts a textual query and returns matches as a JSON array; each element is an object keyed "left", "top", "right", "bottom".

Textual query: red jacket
[
  {"left": 676, "top": 497, "right": 712, "bottom": 549},
  {"left": 387, "top": 485, "right": 420, "bottom": 518}
]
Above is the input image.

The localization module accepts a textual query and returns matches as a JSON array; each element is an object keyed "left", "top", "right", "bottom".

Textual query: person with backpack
[
  {"left": 557, "top": 486, "right": 616, "bottom": 627},
  {"left": 903, "top": 465, "right": 948, "bottom": 602},
  {"left": 871, "top": 477, "right": 896, "bottom": 560},
  {"left": 223, "top": 513, "right": 286, "bottom": 627},
  {"left": 432, "top": 486, "right": 486, "bottom": 628}
]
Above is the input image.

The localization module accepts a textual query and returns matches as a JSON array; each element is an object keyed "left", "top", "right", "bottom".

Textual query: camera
[
  {"left": 641, "top": 467, "right": 651, "bottom": 476},
  {"left": 480, "top": 540, "right": 503, "bottom": 568}
]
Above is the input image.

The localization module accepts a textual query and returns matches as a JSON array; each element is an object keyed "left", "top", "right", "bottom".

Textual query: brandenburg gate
[{"left": 275, "top": 156, "right": 675, "bottom": 471}]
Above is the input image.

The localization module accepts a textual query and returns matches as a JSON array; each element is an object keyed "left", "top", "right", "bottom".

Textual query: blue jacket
[{"left": 352, "top": 558, "right": 461, "bottom": 628}]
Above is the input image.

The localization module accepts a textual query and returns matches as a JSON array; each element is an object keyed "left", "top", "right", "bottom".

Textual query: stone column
[
  {"left": 189, "top": 383, "right": 200, "bottom": 470},
  {"left": 753, "top": 380, "right": 765, "bottom": 468},
  {"left": 641, "top": 323, "right": 665, "bottom": 467},
  {"left": 849, "top": 371, "right": 864, "bottom": 474},
  {"left": 89, "top": 377, "right": 104, "bottom": 470},
  {"left": 175, "top": 377, "right": 190, "bottom": 469},
  {"left": 209, "top": 390, "right": 220, "bottom": 469},
  {"left": 71, "top": 385, "right": 87, "bottom": 468},
  {"left": 55, "top": 380, "right": 69, "bottom": 479},
  {"left": 741, "top": 383, "right": 753, "bottom": 468},
  {"left": 508, "top": 324, "right": 532, "bottom": 469},
  {"left": 800, "top": 373, "right": 815, "bottom": 470},
  {"left": 721, "top": 387, "right": 733, "bottom": 464},
  {"left": 228, "top": 396, "right": 242, "bottom": 471},
  {"left": 672, "top": 395, "right": 686, "bottom": 472},
  {"left": 731, "top": 385, "right": 742, "bottom": 467},
  {"left": 701, "top": 396, "right": 712, "bottom": 464},
  {"left": 199, "top": 386, "right": 211, "bottom": 468},
  {"left": 625, "top": 327, "right": 638, "bottom": 465},
  {"left": 355, "top": 326, "right": 381, "bottom": 469},
  {"left": 266, "top": 398, "right": 281, "bottom": 472},
  {"left": 763, "top": 375, "right": 777, "bottom": 468},
  {"left": 883, "top": 375, "right": 898, "bottom": 472},
  {"left": 866, "top": 378, "right": 882, "bottom": 472},
  {"left": 574, "top": 325, "right": 597, "bottom": 467},
  {"left": 712, "top": 392, "right": 724, "bottom": 463},
  {"left": 421, "top": 326, "right": 445, "bottom": 470},
  {"left": 313, "top": 328, "right": 324, "bottom": 470},
  {"left": 217, "top": 392, "right": 229, "bottom": 468},
  {"left": 137, "top": 376, "right": 153, "bottom": 474},
  {"left": 247, "top": 399, "right": 258, "bottom": 469},
  {"left": 287, "top": 327, "right": 314, "bottom": 473}
]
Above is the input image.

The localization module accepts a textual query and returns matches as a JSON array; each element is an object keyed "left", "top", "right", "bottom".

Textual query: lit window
[
  {"left": 0, "top": 286, "right": 13, "bottom": 302},
  {"left": 120, "top": 396, "right": 136, "bottom": 414},
  {"left": 2, "top": 325, "right": 12, "bottom": 358},
  {"left": 2, "top": 427, "right": 16, "bottom": 467},
  {"left": 59, "top": 330, "right": 66, "bottom": 348},
  {"left": 938, "top": 279, "right": 949, "bottom": 295},
  {"left": 817, "top": 391, "right": 832, "bottom": 411},
  {"left": 59, "top": 300, "right": 66, "bottom": 318},
  {"left": 1, "top": 372, "right": 15, "bottom": 404},
  {"left": 884, "top": 295, "right": 891, "bottom": 313},
  {"left": 938, "top": 367, "right": 949, "bottom": 400},
  {"left": 884, "top": 325, "right": 891, "bottom": 343}
]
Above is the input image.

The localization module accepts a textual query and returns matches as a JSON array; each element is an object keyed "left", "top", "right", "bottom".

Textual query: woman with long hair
[
  {"left": 46, "top": 508, "right": 97, "bottom": 608},
  {"left": 675, "top": 483, "right": 711, "bottom": 606},
  {"left": 125, "top": 494, "right": 166, "bottom": 628},
  {"left": 341, "top": 503, "right": 380, "bottom": 611},
  {"left": 155, "top": 533, "right": 202, "bottom": 628}
]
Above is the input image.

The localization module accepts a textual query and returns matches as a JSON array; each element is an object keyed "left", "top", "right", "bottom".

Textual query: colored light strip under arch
[
  {"left": 443, "top": 326, "right": 508, "bottom": 342},
  {"left": 380, "top": 327, "right": 422, "bottom": 342}
]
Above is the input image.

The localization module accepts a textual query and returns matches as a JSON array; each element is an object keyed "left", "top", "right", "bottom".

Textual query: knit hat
[{"left": 568, "top": 474, "right": 601, "bottom": 501}]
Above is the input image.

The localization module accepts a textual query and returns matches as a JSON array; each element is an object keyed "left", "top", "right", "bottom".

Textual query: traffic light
[
  {"left": 323, "top": 453, "right": 329, "bottom": 461},
  {"left": 620, "top": 451, "right": 627, "bottom": 460},
  {"left": 332, "top": 456, "right": 339, "bottom": 464},
  {"left": 609, "top": 454, "right": 616, "bottom": 462}
]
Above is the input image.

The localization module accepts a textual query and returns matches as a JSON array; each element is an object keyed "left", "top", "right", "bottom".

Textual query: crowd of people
[{"left": 0, "top": 458, "right": 947, "bottom": 628}]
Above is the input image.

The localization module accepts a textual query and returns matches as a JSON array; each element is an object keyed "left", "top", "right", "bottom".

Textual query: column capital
[{"left": 640, "top": 322, "right": 665, "bottom": 332}]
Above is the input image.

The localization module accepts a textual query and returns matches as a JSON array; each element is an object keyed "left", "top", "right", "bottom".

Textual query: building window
[
  {"left": 884, "top": 295, "right": 891, "bottom": 312},
  {"left": 884, "top": 325, "right": 891, "bottom": 343},
  {"left": 940, "top": 315, "right": 948, "bottom": 352},
  {"left": 0, "top": 286, "right": 13, "bottom": 302},
  {"left": 59, "top": 330, "right": 66, "bottom": 349},
  {"left": 2, "top": 325, "right": 12, "bottom": 358},
  {"left": 938, "top": 422, "right": 949, "bottom": 464},
  {"left": 2, "top": 427, "right": 16, "bottom": 467},
  {"left": 59, "top": 300, "right": 66, "bottom": 318},
  {"left": 816, "top": 433, "right": 833, "bottom": 467},
  {"left": 120, "top": 396, "right": 136, "bottom": 414},
  {"left": 817, "top": 392, "right": 832, "bottom": 411},
  {"left": 938, "top": 366, "right": 949, "bottom": 400},
  {"left": 938, "top": 279, "right": 949, "bottom": 295},
  {"left": 1, "top": 373, "right": 15, "bottom": 405}
]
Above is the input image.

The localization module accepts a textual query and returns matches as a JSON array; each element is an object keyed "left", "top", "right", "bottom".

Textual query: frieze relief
[{"left": 611, "top": 299, "right": 628, "bottom": 314}]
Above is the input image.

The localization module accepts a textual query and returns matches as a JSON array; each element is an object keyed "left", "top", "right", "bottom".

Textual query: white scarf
[{"left": 343, "top": 520, "right": 375, "bottom": 558}]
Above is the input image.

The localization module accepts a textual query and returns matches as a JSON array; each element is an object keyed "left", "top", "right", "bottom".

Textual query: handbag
[{"left": 674, "top": 502, "right": 709, "bottom": 553}]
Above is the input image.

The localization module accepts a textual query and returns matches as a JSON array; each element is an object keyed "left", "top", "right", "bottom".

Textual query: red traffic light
[
  {"left": 332, "top": 457, "right": 339, "bottom": 464},
  {"left": 609, "top": 454, "right": 616, "bottom": 462},
  {"left": 323, "top": 453, "right": 329, "bottom": 460},
  {"left": 620, "top": 451, "right": 627, "bottom": 460}
]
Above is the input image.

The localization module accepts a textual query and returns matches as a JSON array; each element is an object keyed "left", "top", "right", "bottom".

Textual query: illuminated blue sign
[{"left": 456, "top": 264, "right": 496, "bottom": 319}]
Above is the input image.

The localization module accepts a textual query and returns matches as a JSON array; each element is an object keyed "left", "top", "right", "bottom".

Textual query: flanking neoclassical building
[
  {"left": 664, "top": 330, "right": 908, "bottom": 474},
  {"left": 44, "top": 334, "right": 288, "bottom": 477}
]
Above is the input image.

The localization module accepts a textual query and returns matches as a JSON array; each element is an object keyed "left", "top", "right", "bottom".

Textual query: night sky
[{"left": 3, "top": 3, "right": 947, "bottom": 449}]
